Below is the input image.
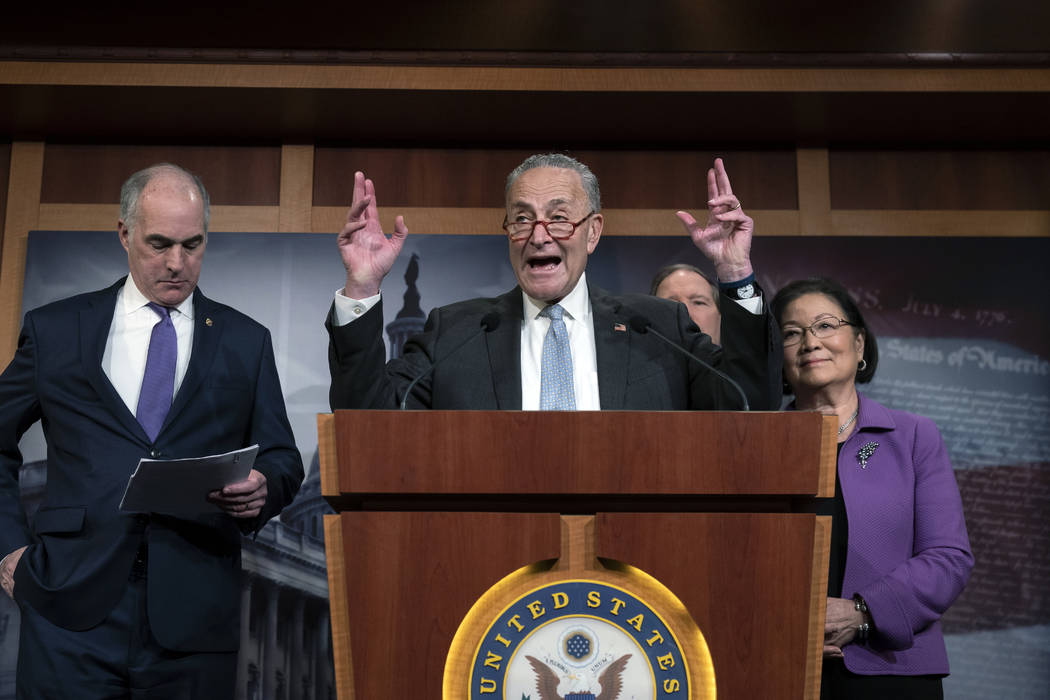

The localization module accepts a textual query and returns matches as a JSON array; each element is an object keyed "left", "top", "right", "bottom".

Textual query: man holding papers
[{"left": 0, "top": 164, "right": 303, "bottom": 698}]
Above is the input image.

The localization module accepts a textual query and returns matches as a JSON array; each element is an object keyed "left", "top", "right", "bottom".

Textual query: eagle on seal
[{"left": 525, "top": 654, "right": 632, "bottom": 700}]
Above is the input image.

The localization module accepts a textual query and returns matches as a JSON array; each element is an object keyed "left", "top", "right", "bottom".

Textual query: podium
[{"left": 319, "top": 410, "right": 836, "bottom": 699}]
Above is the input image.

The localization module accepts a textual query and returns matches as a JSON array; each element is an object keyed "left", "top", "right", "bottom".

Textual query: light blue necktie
[
  {"left": 136, "top": 303, "right": 177, "bottom": 442},
  {"left": 539, "top": 304, "right": 576, "bottom": 411}
]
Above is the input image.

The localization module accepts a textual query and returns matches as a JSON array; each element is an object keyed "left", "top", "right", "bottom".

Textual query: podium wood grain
[
  {"left": 327, "top": 410, "right": 833, "bottom": 499},
  {"left": 331, "top": 511, "right": 560, "bottom": 698},
  {"left": 320, "top": 411, "right": 835, "bottom": 699},
  {"left": 596, "top": 512, "right": 822, "bottom": 698}
]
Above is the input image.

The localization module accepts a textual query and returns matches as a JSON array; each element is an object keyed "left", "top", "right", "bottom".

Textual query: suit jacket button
[{"left": 150, "top": 449, "right": 160, "bottom": 458}]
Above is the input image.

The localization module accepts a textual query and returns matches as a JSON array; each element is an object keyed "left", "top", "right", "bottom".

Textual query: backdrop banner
[{"left": 4, "top": 230, "right": 1046, "bottom": 700}]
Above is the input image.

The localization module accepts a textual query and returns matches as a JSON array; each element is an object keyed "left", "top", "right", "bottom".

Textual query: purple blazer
[{"left": 838, "top": 394, "right": 973, "bottom": 675}]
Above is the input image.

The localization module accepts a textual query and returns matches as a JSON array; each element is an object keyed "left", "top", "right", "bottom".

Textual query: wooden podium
[{"left": 319, "top": 410, "right": 836, "bottom": 699}]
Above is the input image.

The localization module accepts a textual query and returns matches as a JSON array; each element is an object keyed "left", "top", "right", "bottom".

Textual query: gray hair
[
  {"left": 119, "top": 163, "right": 211, "bottom": 235},
  {"left": 505, "top": 154, "right": 601, "bottom": 212}
]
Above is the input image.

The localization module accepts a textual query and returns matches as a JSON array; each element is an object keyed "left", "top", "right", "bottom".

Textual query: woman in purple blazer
[{"left": 772, "top": 278, "right": 973, "bottom": 700}]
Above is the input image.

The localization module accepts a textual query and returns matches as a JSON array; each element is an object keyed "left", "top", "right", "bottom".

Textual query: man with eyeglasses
[{"left": 326, "top": 154, "right": 780, "bottom": 411}]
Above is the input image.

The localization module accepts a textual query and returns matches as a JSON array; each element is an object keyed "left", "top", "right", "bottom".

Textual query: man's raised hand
[
  {"left": 339, "top": 171, "right": 408, "bottom": 299},
  {"left": 675, "top": 158, "right": 754, "bottom": 283}
]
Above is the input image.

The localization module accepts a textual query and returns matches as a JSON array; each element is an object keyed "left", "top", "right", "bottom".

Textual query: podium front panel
[{"left": 328, "top": 511, "right": 561, "bottom": 698}]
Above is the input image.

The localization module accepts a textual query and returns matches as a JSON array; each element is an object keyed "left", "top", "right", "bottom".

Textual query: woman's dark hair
[{"left": 770, "top": 277, "right": 878, "bottom": 386}]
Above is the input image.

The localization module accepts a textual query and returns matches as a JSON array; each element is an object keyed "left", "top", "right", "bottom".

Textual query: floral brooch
[{"left": 857, "top": 441, "right": 879, "bottom": 469}]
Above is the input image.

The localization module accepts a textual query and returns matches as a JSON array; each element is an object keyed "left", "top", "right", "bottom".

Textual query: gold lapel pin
[{"left": 205, "top": 318, "right": 213, "bottom": 327}]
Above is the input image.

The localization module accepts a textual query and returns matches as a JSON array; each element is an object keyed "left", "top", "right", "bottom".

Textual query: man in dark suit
[
  {"left": 0, "top": 164, "right": 303, "bottom": 698},
  {"left": 327, "top": 154, "right": 780, "bottom": 411}
]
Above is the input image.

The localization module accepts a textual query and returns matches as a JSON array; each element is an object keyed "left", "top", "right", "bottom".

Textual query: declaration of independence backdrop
[{"left": 2, "top": 228, "right": 1047, "bottom": 699}]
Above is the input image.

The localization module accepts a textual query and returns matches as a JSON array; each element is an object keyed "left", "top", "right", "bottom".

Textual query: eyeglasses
[
  {"left": 502, "top": 211, "right": 596, "bottom": 241},
  {"left": 781, "top": 317, "right": 855, "bottom": 347}
]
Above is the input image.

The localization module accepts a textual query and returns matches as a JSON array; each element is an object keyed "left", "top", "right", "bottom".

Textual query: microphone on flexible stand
[
  {"left": 627, "top": 315, "right": 750, "bottom": 411},
  {"left": 399, "top": 312, "right": 502, "bottom": 410}
]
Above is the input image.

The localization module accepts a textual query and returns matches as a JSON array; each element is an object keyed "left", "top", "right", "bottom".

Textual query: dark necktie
[{"left": 136, "top": 303, "right": 177, "bottom": 442}]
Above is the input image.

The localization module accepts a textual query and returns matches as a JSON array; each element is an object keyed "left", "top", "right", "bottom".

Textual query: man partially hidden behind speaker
[
  {"left": 0, "top": 163, "right": 303, "bottom": 699},
  {"left": 326, "top": 154, "right": 782, "bottom": 413}
]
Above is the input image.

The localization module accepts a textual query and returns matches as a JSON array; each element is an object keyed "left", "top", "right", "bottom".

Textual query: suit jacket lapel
[
  {"left": 487, "top": 288, "right": 523, "bottom": 409},
  {"left": 79, "top": 278, "right": 150, "bottom": 441},
  {"left": 163, "top": 288, "right": 222, "bottom": 431},
  {"left": 590, "top": 286, "right": 630, "bottom": 410}
]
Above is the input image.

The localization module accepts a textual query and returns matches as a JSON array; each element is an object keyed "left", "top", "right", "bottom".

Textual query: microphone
[
  {"left": 628, "top": 315, "right": 750, "bottom": 411},
  {"left": 399, "top": 312, "right": 501, "bottom": 409}
]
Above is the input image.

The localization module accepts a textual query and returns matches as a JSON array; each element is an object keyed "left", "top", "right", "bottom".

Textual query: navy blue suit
[{"left": 0, "top": 278, "right": 303, "bottom": 655}]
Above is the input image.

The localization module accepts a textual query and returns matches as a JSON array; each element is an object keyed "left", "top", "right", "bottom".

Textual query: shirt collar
[
  {"left": 120, "top": 276, "right": 196, "bottom": 320},
  {"left": 522, "top": 272, "right": 590, "bottom": 322}
]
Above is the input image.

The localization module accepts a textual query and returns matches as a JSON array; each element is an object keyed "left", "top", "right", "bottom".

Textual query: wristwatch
[
  {"left": 720, "top": 273, "right": 757, "bottom": 300},
  {"left": 725, "top": 282, "right": 756, "bottom": 300}
]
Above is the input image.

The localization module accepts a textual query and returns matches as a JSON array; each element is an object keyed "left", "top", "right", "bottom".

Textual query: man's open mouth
[{"left": 527, "top": 256, "right": 562, "bottom": 270}]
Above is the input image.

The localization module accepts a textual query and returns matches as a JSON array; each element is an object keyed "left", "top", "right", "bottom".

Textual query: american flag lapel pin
[{"left": 614, "top": 322, "right": 626, "bottom": 332}]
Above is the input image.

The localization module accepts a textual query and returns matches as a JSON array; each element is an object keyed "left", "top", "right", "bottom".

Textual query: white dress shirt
[
  {"left": 102, "top": 278, "right": 195, "bottom": 415},
  {"left": 518, "top": 273, "right": 599, "bottom": 410}
]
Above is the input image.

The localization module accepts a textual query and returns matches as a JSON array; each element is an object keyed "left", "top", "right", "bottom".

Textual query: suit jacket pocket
[{"left": 32, "top": 507, "right": 86, "bottom": 535}]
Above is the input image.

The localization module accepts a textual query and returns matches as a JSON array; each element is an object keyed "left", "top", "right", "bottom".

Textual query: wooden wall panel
[
  {"left": 5, "top": 85, "right": 1048, "bottom": 147},
  {"left": 309, "top": 205, "right": 802, "bottom": 238},
  {"left": 0, "top": 142, "right": 9, "bottom": 273},
  {"left": 0, "top": 143, "right": 43, "bottom": 366},
  {"left": 34, "top": 203, "right": 281, "bottom": 234},
  {"left": 313, "top": 147, "right": 534, "bottom": 208},
  {"left": 573, "top": 149, "right": 797, "bottom": 210},
  {"left": 313, "top": 148, "right": 798, "bottom": 210},
  {"left": 278, "top": 145, "right": 314, "bottom": 232},
  {"left": 40, "top": 144, "right": 282, "bottom": 205},
  {"left": 797, "top": 148, "right": 831, "bottom": 237},
  {"left": 829, "top": 150, "right": 1050, "bottom": 210}
]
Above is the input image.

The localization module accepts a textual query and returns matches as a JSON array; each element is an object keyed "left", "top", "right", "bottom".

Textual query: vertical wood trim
[
  {"left": 818, "top": 415, "right": 838, "bottom": 498},
  {"left": 806, "top": 515, "right": 832, "bottom": 700},
  {"left": 554, "top": 515, "right": 597, "bottom": 572},
  {"left": 0, "top": 144, "right": 10, "bottom": 276},
  {"left": 0, "top": 142, "right": 45, "bottom": 367},
  {"left": 279, "top": 144, "right": 315, "bottom": 233},
  {"left": 323, "top": 514, "right": 355, "bottom": 700},
  {"left": 317, "top": 413, "right": 339, "bottom": 498},
  {"left": 796, "top": 148, "right": 832, "bottom": 236}
]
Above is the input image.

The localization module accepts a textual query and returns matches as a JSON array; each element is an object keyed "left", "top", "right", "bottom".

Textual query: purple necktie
[{"left": 136, "top": 303, "right": 177, "bottom": 442}]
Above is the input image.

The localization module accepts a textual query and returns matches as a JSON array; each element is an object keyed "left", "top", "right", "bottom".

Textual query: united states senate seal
[{"left": 445, "top": 567, "right": 715, "bottom": 700}]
